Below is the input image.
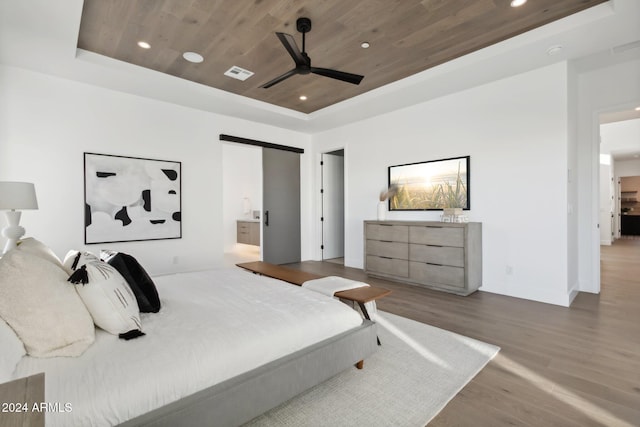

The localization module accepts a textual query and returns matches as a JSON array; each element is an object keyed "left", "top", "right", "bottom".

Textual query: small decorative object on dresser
[
  {"left": 364, "top": 220, "right": 482, "bottom": 296},
  {"left": 441, "top": 207, "right": 468, "bottom": 223}
]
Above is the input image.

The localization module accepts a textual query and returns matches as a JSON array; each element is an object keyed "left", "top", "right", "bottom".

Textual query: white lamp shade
[{"left": 0, "top": 182, "right": 39, "bottom": 210}]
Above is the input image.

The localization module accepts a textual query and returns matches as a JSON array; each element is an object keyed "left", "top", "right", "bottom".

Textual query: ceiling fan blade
[
  {"left": 276, "top": 32, "right": 307, "bottom": 67},
  {"left": 310, "top": 67, "right": 364, "bottom": 85},
  {"left": 260, "top": 68, "right": 299, "bottom": 89}
]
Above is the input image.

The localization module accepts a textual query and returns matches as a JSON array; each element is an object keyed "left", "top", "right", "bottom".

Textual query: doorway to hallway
[{"left": 321, "top": 149, "right": 345, "bottom": 264}]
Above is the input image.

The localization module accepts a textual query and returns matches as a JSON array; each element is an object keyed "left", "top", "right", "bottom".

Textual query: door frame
[
  {"left": 315, "top": 146, "right": 347, "bottom": 262},
  {"left": 320, "top": 149, "right": 345, "bottom": 261},
  {"left": 591, "top": 102, "right": 640, "bottom": 293},
  {"left": 220, "top": 134, "right": 304, "bottom": 264}
]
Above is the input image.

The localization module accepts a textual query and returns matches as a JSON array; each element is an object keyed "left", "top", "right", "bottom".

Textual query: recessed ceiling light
[
  {"left": 137, "top": 41, "right": 151, "bottom": 49},
  {"left": 299, "top": 95, "right": 308, "bottom": 101},
  {"left": 183, "top": 52, "right": 204, "bottom": 63},
  {"left": 361, "top": 42, "right": 370, "bottom": 49},
  {"left": 547, "top": 45, "right": 563, "bottom": 56},
  {"left": 510, "top": 0, "right": 527, "bottom": 7}
]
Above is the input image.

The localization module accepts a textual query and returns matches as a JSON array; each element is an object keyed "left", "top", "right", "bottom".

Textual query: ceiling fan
[{"left": 260, "top": 17, "right": 365, "bottom": 89}]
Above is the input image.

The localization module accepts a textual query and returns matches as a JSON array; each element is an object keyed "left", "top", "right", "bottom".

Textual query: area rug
[{"left": 244, "top": 311, "right": 500, "bottom": 427}]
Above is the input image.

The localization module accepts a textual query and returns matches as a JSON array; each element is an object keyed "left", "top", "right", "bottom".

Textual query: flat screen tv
[{"left": 388, "top": 155, "right": 470, "bottom": 211}]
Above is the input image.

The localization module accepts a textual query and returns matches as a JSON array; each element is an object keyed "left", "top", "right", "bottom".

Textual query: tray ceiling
[{"left": 77, "top": 0, "right": 608, "bottom": 114}]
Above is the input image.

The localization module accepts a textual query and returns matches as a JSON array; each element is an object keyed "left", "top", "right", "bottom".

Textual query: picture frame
[
  {"left": 388, "top": 155, "right": 470, "bottom": 211},
  {"left": 84, "top": 152, "right": 182, "bottom": 244}
]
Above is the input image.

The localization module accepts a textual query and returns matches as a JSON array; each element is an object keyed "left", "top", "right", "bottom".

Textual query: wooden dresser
[{"left": 364, "top": 220, "right": 482, "bottom": 295}]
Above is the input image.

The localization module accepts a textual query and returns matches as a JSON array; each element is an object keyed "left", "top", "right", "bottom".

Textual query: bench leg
[{"left": 358, "top": 302, "right": 381, "bottom": 346}]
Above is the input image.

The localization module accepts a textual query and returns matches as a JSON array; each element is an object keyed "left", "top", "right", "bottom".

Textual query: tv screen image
[{"left": 388, "top": 156, "right": 470, "bottom": 211}]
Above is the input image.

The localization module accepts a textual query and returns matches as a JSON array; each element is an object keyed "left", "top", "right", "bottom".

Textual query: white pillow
[
  {"left": 63, "top": 251, "right": 144, "bottom": 337},
  {"left": 0, "top": 241, "right": 95, "bottom": 358},
  {"left": 0, "top": 317, "right": 26, "bottom": 383},
  {"left": 15, "top": 237, "right": 67, "bottom": 273}
]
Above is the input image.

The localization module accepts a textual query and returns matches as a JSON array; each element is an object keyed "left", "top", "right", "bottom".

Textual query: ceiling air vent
[
  {"left": 224, "top": 66, "right": 254, "bottom": 81},
  {"left": 612, "top": 40, "right": 640, "bottom": 54}
]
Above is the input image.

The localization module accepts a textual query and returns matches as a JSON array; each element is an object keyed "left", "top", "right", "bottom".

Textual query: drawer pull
[
  {"left": 426, "top": 262, "right": 443, "bottom": 266},
  {"left": 380, "top": 256, "right": 393, "bottom": 259}
]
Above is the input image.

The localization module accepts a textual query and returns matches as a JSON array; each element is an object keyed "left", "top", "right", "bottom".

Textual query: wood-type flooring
[{"left": 287, "top": 238, "right": 640, "bottom": 426}]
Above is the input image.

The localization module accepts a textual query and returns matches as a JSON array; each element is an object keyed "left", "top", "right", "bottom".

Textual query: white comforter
[{"left": 14, "top": 268, "right": 363, "bottom": 427}]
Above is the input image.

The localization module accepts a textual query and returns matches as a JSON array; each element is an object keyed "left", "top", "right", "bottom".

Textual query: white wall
[
  {"left": 0, "top": 65, "right": 312, "bottom": 274},
  {"left": 615, "top": 158, "right": 640, "bottom": 177},
  {"left": 600, "top": 119, "right": 640, "bottom": 156},
  {"left": 2, "top": 54, "right": 637, "bottom": 307},
  {"left": 313, "top": 62, "right": 571, "bottom": 306},
  {"left": 576, "top": 58, "right": 640, "bottom": 294},
  {"left": 221, "top": 143, "right": 262, "bottom": 253}
]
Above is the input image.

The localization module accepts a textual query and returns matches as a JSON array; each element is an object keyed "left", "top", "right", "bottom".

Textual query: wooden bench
[
  {"left": 236, "top": 261, "right": 391, "bottom": 322},
  {"left": 236, "top": 261, "right": 391, "bottom": 350}
]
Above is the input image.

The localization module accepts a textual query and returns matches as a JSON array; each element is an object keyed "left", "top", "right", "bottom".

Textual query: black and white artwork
[{"left": 84, "top": 152, "right": 182, "bottom": 244}]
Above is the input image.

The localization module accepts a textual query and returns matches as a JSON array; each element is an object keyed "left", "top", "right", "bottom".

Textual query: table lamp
[{"left": 0, "top": 182, "right": 39, "bottom": 255}]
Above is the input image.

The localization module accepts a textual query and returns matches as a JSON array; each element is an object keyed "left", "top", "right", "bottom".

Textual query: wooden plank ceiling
[{"left": 78, "top": 0, "right": 607, "bottom": 114}]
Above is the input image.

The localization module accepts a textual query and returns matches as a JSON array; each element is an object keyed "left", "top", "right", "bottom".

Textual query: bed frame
[{"left": 119, "top": 318, "right": 378, "bottom": 427}]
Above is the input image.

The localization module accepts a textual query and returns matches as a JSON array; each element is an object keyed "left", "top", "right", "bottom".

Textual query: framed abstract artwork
[
  {"left": 388, "top": 155, "right": 470, "bottom": 211},
  {"left": 84, "top": 152, "right": 182, "bottom": 244}
]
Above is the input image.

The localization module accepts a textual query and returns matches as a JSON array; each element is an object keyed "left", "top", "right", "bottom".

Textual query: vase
[{"left": 377, "top": 201, "right": 386, "bottom": 221}]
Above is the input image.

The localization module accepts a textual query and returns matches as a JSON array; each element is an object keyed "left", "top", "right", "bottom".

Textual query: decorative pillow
[
  {"left": 64, "top": 251, "right": 144, "bottom": 339},
  {"left": 0, "top": 317, "right": 26, "bottom": 383},
  {"left": 15, "top": 237, "right": 67, "bottom": 273},
  {"left": 0, "top": 241, "right": 95, "bottom": 358},
  {"left": 101, "top": 250, "right": 161, "bottom": 313}
]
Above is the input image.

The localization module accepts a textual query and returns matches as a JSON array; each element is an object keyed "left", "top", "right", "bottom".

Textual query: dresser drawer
[
  {"left": 409, "top": 261, "right": 464, "bottom": 288},
  {"left": 365, "top": 223, "right": 409, "bottom": 242},
  {"left": 366, "top": 256, "right": 409, "bottom": 277},
  {"left": 366, "top": 240, "right": 408, "bottom": 259},
  {"left": 237, "top": 229, "right": 250, "bottom": 244},
  {"left": 409, "top": 225, "right": 464, "bottom": 247},
  {"left": 409, "top": 244, "right": 464, "bottom": 267}
]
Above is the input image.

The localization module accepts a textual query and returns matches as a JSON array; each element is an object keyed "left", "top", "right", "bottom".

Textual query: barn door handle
[{"left": 265, "top": 210, "right": 269, "bottom": 227}]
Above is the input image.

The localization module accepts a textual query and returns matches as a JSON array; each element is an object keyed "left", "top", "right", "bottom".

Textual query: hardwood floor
[{"left": 288, "top": 239, "right": 640, "bottom": 426}]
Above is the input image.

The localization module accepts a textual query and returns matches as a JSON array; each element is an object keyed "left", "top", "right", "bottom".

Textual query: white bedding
[{"left": 14, "top": 267, "right": 363, "bottom": 427}]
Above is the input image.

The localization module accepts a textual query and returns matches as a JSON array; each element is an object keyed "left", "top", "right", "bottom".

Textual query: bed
[{"left": 0, "top": 240, "right": 378, "bottom": 427}]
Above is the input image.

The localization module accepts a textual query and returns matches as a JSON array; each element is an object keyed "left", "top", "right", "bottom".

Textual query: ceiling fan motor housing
[{"left": 296, "top": 17, "right": 312, "bottom": 33}]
